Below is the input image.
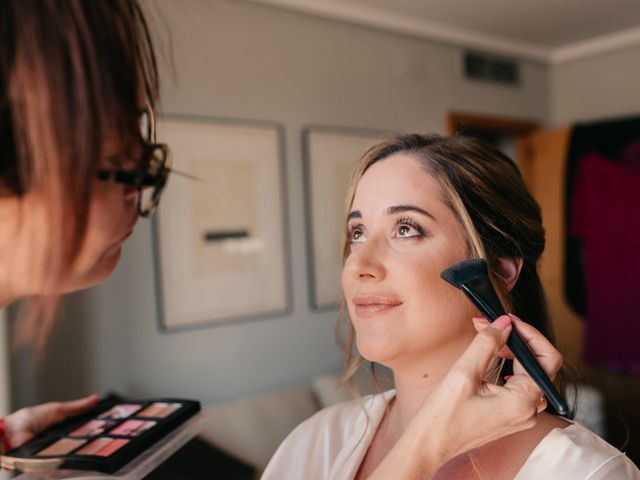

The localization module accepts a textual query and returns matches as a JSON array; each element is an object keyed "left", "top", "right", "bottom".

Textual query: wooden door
[{"left": 517, "top": 127, "right": 584, "bottom": 368}]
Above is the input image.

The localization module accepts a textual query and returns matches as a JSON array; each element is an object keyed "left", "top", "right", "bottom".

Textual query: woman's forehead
[{"left": 352, "top": 153, "right": 446, "bottom": 213}]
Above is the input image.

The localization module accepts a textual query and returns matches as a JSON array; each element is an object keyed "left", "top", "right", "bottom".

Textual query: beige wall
[
  {"left": 12, "top": 0, "right": 551, "bottom": 407},
  {"left": 551, "top": 44, "right": 640, "bottom": 125}
]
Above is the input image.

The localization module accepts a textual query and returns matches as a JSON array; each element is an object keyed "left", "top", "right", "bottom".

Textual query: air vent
[{"left": 464, "top": 51, "right": 519, "bottom": 86}]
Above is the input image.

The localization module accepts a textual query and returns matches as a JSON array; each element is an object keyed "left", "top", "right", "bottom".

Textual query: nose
[{"left": 344, "top": 237, "right": 386, "bottom": 282}]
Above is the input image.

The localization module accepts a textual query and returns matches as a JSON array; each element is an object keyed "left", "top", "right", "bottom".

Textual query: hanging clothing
[
  {"left": 564, "top": 116, "right": 640, "bottom": 316},
  {"left": 564, "top": 117, "right": 640, "bottom": 316},
  {"left": 570, "top": 147, "right": 640, "bottom": 374},
  {"left": 564, "top": 117, "right": 640, "bottom": 374},
  {"left": 261, "top": 391, "right": 640, "bottom": 479}
]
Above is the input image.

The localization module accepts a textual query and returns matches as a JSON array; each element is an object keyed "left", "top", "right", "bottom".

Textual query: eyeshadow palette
[{"left": 0, "top": 394, "right": 200, "bottom": 474}]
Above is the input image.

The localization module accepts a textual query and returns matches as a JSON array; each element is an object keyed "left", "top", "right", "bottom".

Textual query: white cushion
[
  {"left": 310, "top": 373, "right": 353, "bottom": 408},
  {"left": 199, "top": 386, "right": 319, "bottom": 471}
]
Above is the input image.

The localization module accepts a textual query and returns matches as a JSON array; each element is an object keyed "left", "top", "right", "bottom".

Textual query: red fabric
[
  {"left": 0, "top": 418, "right": 11, "bottom": 453},
  {"left": 571, "top": 151, "right": 640, "bottom": 374}
]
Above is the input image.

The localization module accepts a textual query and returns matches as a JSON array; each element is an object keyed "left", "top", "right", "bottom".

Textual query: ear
[{"left": 494, "top": 257, "right": 523, "bottom": 292}]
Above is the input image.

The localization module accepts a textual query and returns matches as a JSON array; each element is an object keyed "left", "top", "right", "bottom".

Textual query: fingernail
[
  {"left": 472, "top": 317, "right": 490, "bottom": 324},
  {"left": 492, "top": 315, "right": 512, "bottom": 330},
  {"left": 503, "top": 375, "right": 513, "bottom": 381}
]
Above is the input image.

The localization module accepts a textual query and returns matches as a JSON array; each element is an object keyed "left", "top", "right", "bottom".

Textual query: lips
[{"left": 352, "top": 295, "right": 403, "bottom": 317}]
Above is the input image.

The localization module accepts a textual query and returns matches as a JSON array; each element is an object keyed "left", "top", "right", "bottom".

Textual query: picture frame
[
  {"left": 302, "top": 126, "right": 388, "bottom": 311},
  {"left": 153, "top": 115, "right": 290, "bottom": 331}
]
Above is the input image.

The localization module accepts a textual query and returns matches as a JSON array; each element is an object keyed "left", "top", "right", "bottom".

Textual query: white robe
[{"left": 262, "top": 390, "right": 640, "bottom": 479}]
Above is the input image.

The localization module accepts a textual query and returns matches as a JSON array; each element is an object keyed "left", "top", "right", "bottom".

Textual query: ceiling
[{"left": 247, "top": 0, "right": 640, "bottom": 63}]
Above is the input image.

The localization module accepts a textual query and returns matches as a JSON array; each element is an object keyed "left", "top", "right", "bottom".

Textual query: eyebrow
[
  {"left": 347, "top": 211, "right": 362, "bottom": 221},
  {"left": 347, "top": 204, "right": 436, "bottom": 222},
  {"left": 387, "top": 204, "right": 436, "bottom": 220}
]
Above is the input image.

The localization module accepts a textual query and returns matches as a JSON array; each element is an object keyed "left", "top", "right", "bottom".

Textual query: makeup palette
[{"left": 0, "top": 395, "right": 200, "bottom": 474}]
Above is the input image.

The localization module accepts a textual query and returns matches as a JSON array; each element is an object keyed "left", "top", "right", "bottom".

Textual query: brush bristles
[{"left": 440, "top": 258, "right": 488, "bottom": 287}]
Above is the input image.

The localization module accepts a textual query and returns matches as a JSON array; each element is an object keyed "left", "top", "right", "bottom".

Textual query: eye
[
  {"left": 394, "top": 217, "right": 425, "bottom": 239},
  {"left": 348, "top": 224, "right": 365, "bottom": 244}
]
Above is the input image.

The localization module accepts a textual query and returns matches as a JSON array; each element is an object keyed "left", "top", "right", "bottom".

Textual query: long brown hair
[
  {"left": 0, "top": 0, "right": 159, "bottom": 348},
  {"left": 338, "top": 133, "right": 572, "bottom": 414}
]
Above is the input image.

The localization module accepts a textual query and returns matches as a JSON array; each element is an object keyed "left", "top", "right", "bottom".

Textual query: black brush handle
[{"left": 461, "top": 281, "right": 569, "bottom": 416}]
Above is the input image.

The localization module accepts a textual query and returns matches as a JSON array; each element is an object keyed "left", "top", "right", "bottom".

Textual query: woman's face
[
  {"left": 341, "top": 153, "right": 478, "bottom": 372},
  {"left": 61, "top": 137, "right": 141, "bottom": 293},
  {"left": 14, "top": 136, "right": 141, "bottom": 296},
  {"left": 62, "top": 177, "right": 139, "bottom": 293},
  {"left": 6, "top": 177, "right": 138, "bottom": 298}
]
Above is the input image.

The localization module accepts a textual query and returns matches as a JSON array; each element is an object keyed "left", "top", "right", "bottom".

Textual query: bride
[{"left": 262, "top": 134, "right": 640, "bottom": 479}]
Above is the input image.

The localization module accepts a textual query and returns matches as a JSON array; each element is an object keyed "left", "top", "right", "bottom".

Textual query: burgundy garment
[{"left": 570, "top": 150, "right": 640, "bottom": 374}]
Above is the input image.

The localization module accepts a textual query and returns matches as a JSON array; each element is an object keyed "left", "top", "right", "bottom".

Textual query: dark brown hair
[
  {"left": 338, "top": 133, "right": 573, "bottom": 415},
  {"left": 0, "top": 0, "right": 159, "bottom": 348}
]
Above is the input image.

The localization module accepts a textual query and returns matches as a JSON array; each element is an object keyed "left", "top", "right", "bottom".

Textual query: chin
[
  {"left": 63, "top": 247, "right": 122, "bottom": 293},
  {"left": 355, "top": 334, "right": 403, "bottom": 367},
  {"left": 91, "top": 247, "right": 122, "bottom": 282}
]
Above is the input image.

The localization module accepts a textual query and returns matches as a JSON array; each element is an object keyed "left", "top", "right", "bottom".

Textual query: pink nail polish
[
  {"left": 492, "top": 315, "right": 511, "bottom": 330},
  {"left": 503, "top": 375, "right": 513, "bottom": 381}
]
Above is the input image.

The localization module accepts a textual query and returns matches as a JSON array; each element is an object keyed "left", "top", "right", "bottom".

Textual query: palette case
[{"left": 0, "top": 394, "right": 201, "bottom": 474}]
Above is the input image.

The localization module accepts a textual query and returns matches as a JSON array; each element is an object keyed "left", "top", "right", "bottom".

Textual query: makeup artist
[
  {"left": 0, "top": 2, "right": 624, "bottom": 479},
  {"left": 0, "top": 0, "right": 167, "bottom": 454}
]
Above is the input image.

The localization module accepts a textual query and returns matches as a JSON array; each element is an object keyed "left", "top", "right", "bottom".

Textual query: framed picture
[
  {"left": 154, "top": 115, "right": 290, "bottom": 331},
  {"left": 303, "top": 126, "right": 388, "bottom": 310}
]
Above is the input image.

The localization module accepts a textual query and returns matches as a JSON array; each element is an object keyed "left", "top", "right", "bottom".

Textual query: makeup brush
[{"left": 440, "top": 258, "right": 569, "bottom": 416}]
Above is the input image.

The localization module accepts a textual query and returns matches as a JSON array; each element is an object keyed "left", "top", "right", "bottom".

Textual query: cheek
[
  {"left": 403, "top": 248, "right": 476, "bottom": 330},
  {"left": 81, "top": 187, "right": 131, "bottom": 257},
  {"left": 84, "top": 205, "right": 116, "bottom": 252},
  {"left": 341, "top": 267, "right": 358, "bottom": 323},
  {"left": 340, "top": 259, "right": 353, "bottom": 296}
]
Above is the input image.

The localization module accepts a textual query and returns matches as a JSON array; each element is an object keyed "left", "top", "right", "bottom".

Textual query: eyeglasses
[{"left": 97, "top": 104, "right": 172, "bottom": 217}]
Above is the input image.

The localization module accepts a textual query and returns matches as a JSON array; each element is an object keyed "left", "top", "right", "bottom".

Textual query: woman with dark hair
[
  {"left": 263, "top": 134, "right": 640, "bottom": 479},
  {"left": 0, "top": 0, "right": 169, "bottom": 451}
]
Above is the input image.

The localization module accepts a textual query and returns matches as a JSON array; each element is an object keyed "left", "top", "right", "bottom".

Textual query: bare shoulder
[
  {"left": 467, "top": 414, "right": 571, "bottom": 479},
  {"left": 527, "top": 412, "right": 571, "bottom": 442},
  {"left": 501, "top": 412, "right": 571, "bottom": 457},
  {"left": 456, "top": 415, "right": 640, "bottom": 480},
  {"left": 535, "top": 412, "right": 572, "bottom": 431}
]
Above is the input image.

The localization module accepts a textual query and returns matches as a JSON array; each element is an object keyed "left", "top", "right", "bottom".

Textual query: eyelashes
[
  {"left": 347, "top": 223, "right": 365, "bottom": 244},
  {"left": 394, "top": 216, "right": 426, "bottom": 238},
  {"left": 347, "top": 216, "right": 428, "bottom": 244}
]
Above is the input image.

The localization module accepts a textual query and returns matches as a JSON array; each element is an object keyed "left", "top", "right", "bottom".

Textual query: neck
[
  {"left": 391, "top": 374, "right": 443, "bottom": 431},
  {"left": 388, "top": 337, "right": 474, "bottom": 433}
]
